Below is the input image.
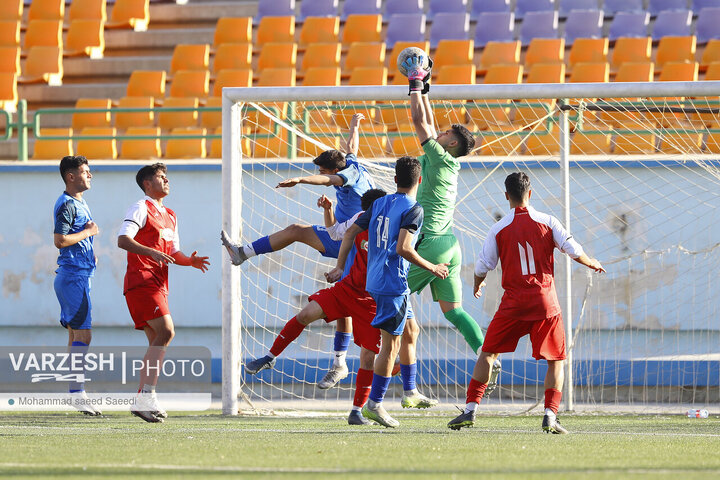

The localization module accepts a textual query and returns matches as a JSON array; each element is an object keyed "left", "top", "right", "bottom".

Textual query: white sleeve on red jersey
[
  {"left": 327, "top": 211, "right": 363, "bottom": 241},
  {"left": 474, "top": 213, "right": 513, "bottom": 276},
  {"left": 548, "top": 214, "right": 584, "bottom": 258},
  {"left": 117, "top": 199, "right": 147, "bottom": 238}
]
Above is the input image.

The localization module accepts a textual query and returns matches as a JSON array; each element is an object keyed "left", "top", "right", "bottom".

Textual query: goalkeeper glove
[{"left": 403, "top": 55, "right": 432, "bottom": 94}]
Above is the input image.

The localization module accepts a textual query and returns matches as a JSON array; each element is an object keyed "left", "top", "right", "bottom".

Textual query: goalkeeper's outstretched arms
[{"left": 404, "top": 53, "right": 437, "bottom": 143}]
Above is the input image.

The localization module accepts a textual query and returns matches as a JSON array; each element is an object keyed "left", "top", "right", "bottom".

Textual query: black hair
[
  {"left": 450, "top": 124, "right": 476, "bottom": 157},
  {"left": 136, "top": 162, "right": 167, "bottom": 191},
  {"left": 360, "top": 188, "right": 387, "bottom": 211},
  {"left": 59, "top": 155, "right": 88, "bottom": 182},
  {"left": 395, "top": 156, "right": 421, "bottom": 188},
  {"left": 504, "top": 172, "right": 531, "bottom": 202},
  {"left": 312, "top": 150, "right": 346, "bottom": 170}
]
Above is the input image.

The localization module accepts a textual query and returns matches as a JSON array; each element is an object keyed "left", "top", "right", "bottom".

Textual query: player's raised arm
[
  {"left": 403, "top": 51, "right": 436, "bottom": 143},
  {"left": 318, "top": 194, "right": 335, "bottom": 228},
  {"left": 345, "top": 113, "right": 364, "bottom": 155}
]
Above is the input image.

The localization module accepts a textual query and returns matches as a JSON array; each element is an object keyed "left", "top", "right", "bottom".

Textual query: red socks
[
  {"left": 544, "top": 388, "right": 562, "bottom": 414},
  {"left": 353, "top": 368, "right": 374, "bottom": 408},
  {"left": 466, "top": 378, "right": 488, "bottom": 404},
  {"left": 269, "top": 317, "right": 306, "bottom": 357}
]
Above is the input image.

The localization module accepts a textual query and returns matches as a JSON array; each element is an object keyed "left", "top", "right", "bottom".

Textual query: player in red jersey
[
  {"left": 448, "top": 172, "right": 604, "bottom": 434},
  {"left": 117, "top": 163, "right": 210, "bottom": 423}
]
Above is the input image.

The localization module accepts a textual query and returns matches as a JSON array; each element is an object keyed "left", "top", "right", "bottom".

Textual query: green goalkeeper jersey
[{"left": 416, "top": 138, "right": 460, "bottom": 236}]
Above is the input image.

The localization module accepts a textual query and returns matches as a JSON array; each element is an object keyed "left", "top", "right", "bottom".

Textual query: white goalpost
[{"left": 222, "top": 82, "right": 720, "bottom": 416}]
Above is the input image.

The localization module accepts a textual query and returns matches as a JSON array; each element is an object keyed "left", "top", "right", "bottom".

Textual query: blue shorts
[
  {"left": 312, "top": 225, "right": 343, "bottom": 258},
  {"left": 370, "top": 293, "right": 414, "bottom": 336},
  {"left": 54, "top": 273, "right": 92, "bottom": 330}
]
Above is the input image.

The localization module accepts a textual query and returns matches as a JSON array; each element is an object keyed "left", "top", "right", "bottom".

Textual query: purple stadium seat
[
  {"left": 515, "top": 0, "right": 555, "bottom": 20},
  {"left": 342, "top": 0, "right": 381, "bottom": 19},
  {"left": 471, "top": 0, "right": 510, "bottom": 20},
  {"left": 694, "top": 0, "right": 720, "bottom": 11},
  {"left": 386, "top": 0, "right": 424, "bottom": 19},
  {"left": 559, "top": 0, "right": 599, "bottom": 18},
  {"left": 386, "top": 13, "right": 426, "bottom": 48},
  {"left": 257, "top": 0, "right": 295, "bottom": 19},
  {"left": 428, "top": 0, "right": 468, "bottom": 20},
  {"left": 608, "top": 11, "right": 650, "bottom": 40},
  {"left": 564, "top": 9, "right": 603, "bottom": 45},
  {"left": 519, "top": 10, "right": 558, "bottom": 45},
  {"left": 430, "top": 12, "right": 470, "bottom": 47},
  {"left": 604, "top": 0, "right": 644, "bottom": 15},
  {"left": 652, "top": 9, "right": 692, "bottom": 40},
  {"left": 299, "top": 0, "right": 338, "bottom": 21},
  {"left": 696, "top": 7, "right": 720, "bottom": 43},
  {"left": 474, "top": 12, "right": 515, "bottom": 47},
  {"left": 649, "top": 0, "right": 688, "bottom": 16}
]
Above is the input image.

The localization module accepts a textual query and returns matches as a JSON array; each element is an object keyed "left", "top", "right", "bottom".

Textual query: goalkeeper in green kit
[{"left": 402, "top": 51, "right": 501, "bottom": 389}]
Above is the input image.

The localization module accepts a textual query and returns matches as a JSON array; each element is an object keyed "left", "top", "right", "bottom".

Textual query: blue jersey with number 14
[{"left": 355, "top": 193, "right": 423, "bottom": 296}]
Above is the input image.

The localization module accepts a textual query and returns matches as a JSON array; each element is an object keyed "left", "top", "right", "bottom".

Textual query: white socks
[
  {"left": 464, "top": 402, "right": 478, "bottom": 414},
  {"left": 333, "top": 351, "right": 347, "bottom": 368},
  {"left": 545, "top": 408, "right": 556, "bottom": 421},
  {"left": 242, "top": 245, "right": 257, "bottom": 258},
  {"left": 404, "top": 388, "right": 418, "bottom": 396}
]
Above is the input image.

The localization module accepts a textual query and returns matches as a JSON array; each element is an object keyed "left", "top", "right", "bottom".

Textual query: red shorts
[
  {"left": 124, "top": 286, "right": 170, "bottom": 330},
  {"left": 481, "top": 313, "right": 566, "bottom": 361},
  {"left": 308, "top": 281, "right": 380, "bottom": 354}
]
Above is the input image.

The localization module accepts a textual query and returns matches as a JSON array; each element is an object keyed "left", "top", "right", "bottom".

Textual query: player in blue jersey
[
  {"left": 53, "top": 155, "right": 101, "bottom": 416},
  {"left": 330, "top": 156, "right": 449, "bottom": 427},
  {"left": 221, "top": 114, "right": 374, "bottom": 389}
]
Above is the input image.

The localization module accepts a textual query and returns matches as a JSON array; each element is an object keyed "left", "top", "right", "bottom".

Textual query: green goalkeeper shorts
[{"left": 408, "top": 234, "right": 463, "bottom": 303}]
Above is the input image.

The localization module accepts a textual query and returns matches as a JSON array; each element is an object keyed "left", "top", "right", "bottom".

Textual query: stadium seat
[
  {"left": 19, "top": 46, "right": 63, "bottom": 86},
  {"left": 78, "top": 127, "right": 117, "bottom": 159},
  {"left": 611, "top": 37, "right": 651, "bottom": 71},
  {"left": 24, "top": 20, "right": 63, "bottom": 49},
  {"left": 0, "top": 21, "right": 20, "bottom": 47},
  {"left": 477, "top": 41, "right": 520, "bottom": 74},
  {"left": 568, "top": 38, "right": 609, "bottom": 69},
  {"left": 569, "top": 62, "right": 609, "bottom": 82},
  {"left": 299, "top": 17, "right": 340, "bottom": 45},
  {"left": 467, "top": 64, "right": 522, "bottom": 129},
  {"left": 525, "top": 128, "right": 560, "bottom": 155},
  {"left": 28, "top": 0, "right": 64, "bottom": 21},
  {"left": 213, "top": 17, "right": 252, "bottom": 47},
  {"left": 166, "top": 127, "right": 206, "bottom": 159},
  {"left": 651, "top": 62, "right": 700, "bottom": 126},
  {"left": 655, "top": 36, "right": 696, "bottom": 71},
  {"left": 604, "top": 0, "right": 644, "bottom": 15},
  {"left": 428, "top": 0, "right": 468, "bottom": 20},
  {"left": 344, "top": 42, "right": 385, "bottom": 74},
  {"left": 430, "top": 13, "right": 470, "bottom": 48},
  {"left": 609, "top": 11, "right": 650, "bottom": 40},
  {"left": 72, "top": 98, "right": 112, "bottom": 131},
  {"left": 169, "top": 70, "right": 209, "bottom": 98},
  {"left": 354, "top": 121, "right": 388, "bottom": 158},
  {"left": 213, "top": 69, "right": 252, "bottom": 96},
  {"left": 571, "top": 128, "right": 612, "bottom": 154},
  {"left": 515, "top": 0, "right": 555, "bottom": 20},
  {"left": 115, "top": 96, "right": 154, "bottom": 130},
  {"left": 605, "top": 62, "right": 655, "bottom": 127},
  {"left": 120, "top": 127, "right": 161, "bottom": 159},
  {"left": 474, "top": 12, "right": 515, "bottom": 47},
  {"left": 564, "top": 10, "right": 603, "bottom": 45},
  {"left": 349, "top": 66, "right": 387, "bottom": 85},
  {"left": 158, "top": 97, "right": 198, "bottom": 131},
  {"left": 696, "top": 8, "right": 720, "bottom": 44},
  {"left": 127, "top": 70, "right": 166, "bottom": 102},
  {"left": 0, "top": 47, "right": 20, "bottom": 74},
  {"left": 69, "top": 0, "right": 107, "bottom": 22},
  {"left": 258, "top": 67, "right": 296, "bottom": 86},
  {"left": 391, "top": 134, "right": 423, "bottom": 156},
  {"left": 301, "top": 43, "right": 341, "bottom": 71},
  {"left": 386, "top": 0, "right": 424, "bottom": 18},
  {"left": 701, "top": 39, "right": 720, "bottom": 70},
  {"left": 558, "top": 0, "right": 597, "bottom": 18},
  {"left": 65, "top": 19, "right": 105, "bottom": 59},
  {"left": 257, "top": 0, "right": 295, "bottom": 19},
  {"left": 208, "top": 127, "right": 222, "bottom": 159},
  {"left": 613, "top": 132, "right": 657, "bottom": 154},
  {"left": 303, "top": 66, "right": 341, "bottom": 86},
  {"left": 524, "top": 38, "right": 565, "bottom": 69},
  {"left": 213, "top": 44, "right": 252, "bottom": 73},
  {"left": 300, "top": 124, "right": 340, "bottom": 157},
  {"left": 170, "top": 45, "right": 210, "bottom": 77},
  {"left": 342, "top": 0, "right": 381, "bottom": 20},
  {"left": 0, "top": 0, "right": 22, "bottom": 22},
  {"left": 253, "top": 129, "right": 290, "bottom": 158},
  {"left": 106, "top": 0, "right": 149, "bottom": 32},
  {"left": 694, "top": 0, "right": 720, "bottom": 10},
  {"left": 478, "top": 125, "right": 525, "bottom": 155},
  {"left": 258, "top": 43, "right": 297, "bottom": 71},
  {"left": 519, "top": 11, "right": 559, "bottom": 46},
  {"left": 471, "top": 0, "right": 510, "bottom": 19},
  {"left": 515, "top": 63, "right": 565, "bottom": 126},
  {"left": 386, "top": 14, "right": 426, "bottom": 49},
  {"left": 434, "top": 40, "right": 474, "bottom": 70},
  {"left": 256, "top": 16, "right": 295, "bottom": 45},
  {"left": 0, "top": 72, "right": 17, "bottom": 112},
  {"left": 299, "top": 0, "right": 339, "bottom": 21},
  {"left": 652, "top": 10, "right": 692, "bottom": 40},
  {"left": 435, "top": 65, "right": 474, "bottom": 127},
  {"left": 649, "top": 0, "right": 687, "bottom": 16},
  {"left": 32, "top": 128, "right": 73, "bottom": 160},
  {"left": 335, "top": 66, "right": 387, "bottom": 128},
  {"left": 388, "top": 41, "right": 430, "bottom": 76},
  {"left": 704, "top": 130, "right": 720, "bottom": 152},
  {"left": 342, "top": 15, "right": 382, "bottom": 44},
  {"left": 201, "top": 96, "right": 222, "bottom": 130}
]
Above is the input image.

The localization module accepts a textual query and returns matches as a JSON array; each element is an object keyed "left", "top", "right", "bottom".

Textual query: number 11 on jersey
[{"left": 518, "top": 242, "right": 536, "bottom": 275}]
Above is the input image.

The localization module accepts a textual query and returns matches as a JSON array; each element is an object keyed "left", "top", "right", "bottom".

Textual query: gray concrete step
[
  {"left": 149, "top": 1, "right": 257, "bottom": 24},
  {"left": 19, "top": 83, "right": 127, "bottom": 103},
  {"left": 64, "top": 56, "right": 171, "bottom": 78},
  {"left": 105, "top": 28, "right": 215, "bottom": 50}
]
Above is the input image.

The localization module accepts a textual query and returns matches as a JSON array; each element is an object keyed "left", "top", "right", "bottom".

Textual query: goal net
[{"left": 221, "top": 82, "right": 720, "bottom": 415}]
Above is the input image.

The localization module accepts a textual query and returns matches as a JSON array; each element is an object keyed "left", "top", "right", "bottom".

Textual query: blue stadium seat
[
  {"left": 649, "top": 0, "right": 688, "bottom": 16},
  {"left": 608, "top": 11, "right": 649, "bottom": 40},
  {"left": 428, "top": 0, "right": 467, "bottom": 20},
  {"left": 299, "top": 0, "right": 338, "bottom": 21},
  {"left": 385, "top": 0, "right": 424, "bottom": 19},
  {"left": 696, "top": 7, "right": 720, "bottom": 43},
  {"left": 694, "top": 0, "right": 720, "bottom": 11},
  {"left": 515, "top": 0, "right": 555, "bottom": 20},
  {"left": 519, "top": 10, "right": 558, "bottom": 45},
  {"left": 564, "top": 10, "right": 603, "bottom": 45},
  {"left": 386, "top": 13, "right": 426, "bottom": 49},
  {"left": 558, "top": 0, "right": 599, "bottom": 18},
  {"left": 430, "top": 12, "right": 469, "bottom": 47},
  {"left": 471, "top": 0, "right": 510, "bottom": 20},
  {"left": 652, "top": 9, "right": 692, "bottom": 39},
  {"left": 603, "top": 0, "right": 644, "bottom": 15},
  {"left": 342, "top": 0, "right": 381, "bottom": 19},
  {"left": 474, "top": 12, "right": 515, "bottom": 47},
  {"left": 257, "top": 0, "right": 295, "bottom": 19}
]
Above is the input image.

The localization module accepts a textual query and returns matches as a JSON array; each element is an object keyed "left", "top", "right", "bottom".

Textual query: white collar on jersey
[{"left": 143, "top": 195, "right": 166, "bottom": 212}]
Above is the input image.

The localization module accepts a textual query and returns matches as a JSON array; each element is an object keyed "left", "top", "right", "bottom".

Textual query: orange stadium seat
[
  {"left": 525, "top": 128, "right": 561, "bottom": 155},
  {"left": 258, "top": 67, "right": 296, "bottom": 86},
  {"left": 32, "top": 128, "right": 73, "bottom": 160},
  {"left": 106, "top": 0, "right": 149, "bottom": 32},
  {"left": 659, "top": 131, "right": 703, "bottom": 154},
  {"left": 170, "top": 44, "right": 210, "bottom": 77},
  {"left": 697, "top": 62, "right": 720, "bottom": 126},
  {"left": 209, "top": 127, "right": 222, "bottom": 159},
  {"left": 24, "top": 20, "right": 63, "bottom": 49},
  {"left": 115, "top": 96, "right": 154, "bottom": 130},
  {"left": 650, "top": 61, "right": 700, "bottom": 126},
  {"left": 568, "top": 38, "right": 608, "bottom": 69},
  {"left": 571, "top": 128, "right": 612, "bottom": 154},
  {"left": 611, "top": 37, "right": 651, "bottom": 71},
  {"left": 514, "top": 63, "right": 565, "bottom": 126},
  {"left": 355, "top": 121, "right": 389, "bottom": 158},
  {"left": 0, "top": 72, "right": 17, "bottom": 112},
  {"left": 391, "top": 135, "right": 423, "bottom": 156},
  {"left": 302, "top": 43, "right": 341, "bottom": 71},
  {"left": 69, "top": 0, "right": 107, "bottom": 22},
  {"left": 468, "top": 64, "right": 523, "bottom": 129},
  {"left": 0, "top": 21, "right": 20, "bottom": 47},
  {"left": 704, "top": 131, "right": 720, "bottom": 153},
  {"left": 303, "top": 67, "right": 341, "bottom": 85},
  {"left": 213, "top": 68, "right": 252, "bottom": 96},
  {"left": 258, "top": 42, "right": 297, "bottom": 71},
  {"left": 253, "top": 129, "right": 290, "bottom": 158},
  {"left": 569, "top": 62, "right": 609, "bottom": 83},
  {"left": 120, "top": 127, "right": 161, "bottom": 159},
  {"left": 299, "top": 16, "right": 340, "bottom": 45},
  {"left": 479, "top": 126, "right": 525, "bottom": 155},
  {"left": 300, "top": 125, "right": 340, "bottom": 157},
  {"left": 434, "top": 65, "right": 474, "bottom": 128},
  {"left": 700, "top": 40, "right": 720, "bottom": 71},
  {"left": 0, "top": 47, "right": 20, "bottom": 74},
  {"left": 65, "top": 19, "right": 105, "bottom": 59},
  {"left": 213, "top": 17, "right": 252, "bottom": 47},
  {"left": 335, "top": 66, "right": 387, "bottom": 128},
  {"left": 0, "top": 0, "right": 22, "bottom": 22},
  {"left": 349, "top": 66, "right": 387, "bottom": 85},
  {"left": 524, "top": 38, "right": 565, "bottom": 69},
  {"left": 72, "top": 98, "right": 112, "bottom": 131},
  {"left": 434, "top": 40, "right": 474, "bottom": 70},
  {"left": 705, "top": 61, "right": 720, "bottom": 80},
  {"left": 604, "top": 62, "right": 655, "bottom": 127},
  {"left": 613, "top": 132, "right": 657, "bottom": 154},
  {"left": 655, "top": 36, "right": 696, "bottom": 71},
  {"left": 201, "top": 96, "right": 222, "bottom": 129},
  {"left": 166, "top": 127, "right": 206, "bottom": 159},
  {"left": 344, "top": 42, "right": 385, "bottom": 74},
  {"left": 19, "top": 46, "right": 63, "bottom": 86},
  {"left": 169, "top": 70, "right": 209, "bottom": 98},
  {"left": 127, "top": 70, "right": 166, "bottom": 101},
  {"left": 28, "top": 0, "right": 64, "bottom": 21},
  {"left": 342, "top": 15, "right": 382, "bottom": 45},
  {"left": 213, "top": 43, "right": 252, "bottom": 73},
  {"left": 158, "top": 97, "right": 198, "bottom": 131},
  {"left": 257, "top": 16, "right": 295, "bottom": 45},
  {"left": 78, "top": 127, "right": 117, "bottom": 159},
  {"left": 477, "top": 41, "right": 520, "bottom": 74}
]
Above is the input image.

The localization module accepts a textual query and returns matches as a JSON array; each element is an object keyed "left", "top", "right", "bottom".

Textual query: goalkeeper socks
[
  {"left": 69, "top": 341, "right": 88, "bottom": 393},
  {"left": 466, "top": 378, "right": 488, "bottom": 410},
  {"left": 444, "top": 308, "right": 485, "bottom": 353},
  {"left": 400, "top": 363, "right": 417, "bottom": 392},
  {"left": 249, "top": 236, "right": 273, "bottom": 257},
  {"left": 332, "top": 331, "right": 351, "bottom": 367},
  {"left": 269, "top": 317, "right": 306, "bottom": 357},
  {"left": 368, "top": 373, "right": 391, "bottom": 404},
  {"left": 544, "top": 388, "right": 562, "bottom": 415},
  {"left": 353, "top": 368, "right": 373, "bottom": 408}
]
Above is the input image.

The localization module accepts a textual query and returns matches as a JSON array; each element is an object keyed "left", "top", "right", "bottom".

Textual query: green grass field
[{"left": 1, "top": 410, "right": 719, "bottom": 479}]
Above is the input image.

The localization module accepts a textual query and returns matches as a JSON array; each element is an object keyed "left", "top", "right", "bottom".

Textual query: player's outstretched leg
[
  {"left": 222, "top": 225, "right": 326, "bottom": 266},
  {"left": 221, "top": 230, "right": 248, "bottom": 266},
  {"left": 245, "top": 354, "right": 276, "bottom": 374}
]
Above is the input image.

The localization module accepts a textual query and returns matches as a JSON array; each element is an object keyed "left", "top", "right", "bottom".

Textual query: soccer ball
[{"left": 397, "top": 47, "right": 429, "bottom": 77}]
